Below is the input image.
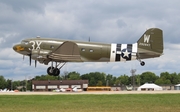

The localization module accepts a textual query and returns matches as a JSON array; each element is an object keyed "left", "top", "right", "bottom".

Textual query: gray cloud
[
  {"left": 0, "top": 0, "right": 180, "bottom": 80},
  {"left": 0, "top": 0, "right": 51, "bottom": 13}
]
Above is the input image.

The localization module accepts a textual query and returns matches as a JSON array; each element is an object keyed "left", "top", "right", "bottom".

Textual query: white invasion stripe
[
  {"left": 132, "top": 43, "right": 137, "bottom": 53},
  {"left": 121, "top": 44, "right": 127, "bottom": 50},
  {"left": 110, "top": 43, "right": 117, "bottom": 62},
  {"left": 116, "top": 51, "right": 121, "bottom": 54}
]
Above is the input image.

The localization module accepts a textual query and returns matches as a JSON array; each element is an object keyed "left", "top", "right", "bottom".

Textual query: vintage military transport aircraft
[{"left": 13, "top": 28, "right": 163, "bottom": 76}]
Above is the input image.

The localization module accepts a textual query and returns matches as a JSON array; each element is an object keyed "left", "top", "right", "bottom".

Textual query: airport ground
[
  {"left": 1, "top": 91, "right": 180, "bottom": 112},
  {"left": 1, "top": 90, "right": 180, "bottom": 95}
]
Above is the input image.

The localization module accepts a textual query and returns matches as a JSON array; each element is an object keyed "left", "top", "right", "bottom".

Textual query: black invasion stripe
[
  {"left": 116, "top": 44, "right": 121, "bottom": 51},
  {"left": 115, "top": 54, "right": 120, "bottom": 61},
  {"left": 127, "top": 44, "right": 132, "bottom": 52},
  {"left": 117, "top": 44, "right": 121, "bottom": 47}
]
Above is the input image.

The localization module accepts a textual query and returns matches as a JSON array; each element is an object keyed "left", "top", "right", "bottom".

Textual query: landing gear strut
[
  {"left": 137, "top": 53, "right": 145, "bottom": 66},
  {"left": 47, "top": 62, "right": 66, "bottom": 76}
]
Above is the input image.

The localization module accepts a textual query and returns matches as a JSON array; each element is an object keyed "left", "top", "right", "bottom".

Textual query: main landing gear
[{"left": 47, "top": 62, "right": 66, "bottom": 76}]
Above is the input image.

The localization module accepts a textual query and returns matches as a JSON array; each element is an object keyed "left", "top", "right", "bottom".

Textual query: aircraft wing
[{"left": 48, "top": 41, "right": 82, "bottom": 62}]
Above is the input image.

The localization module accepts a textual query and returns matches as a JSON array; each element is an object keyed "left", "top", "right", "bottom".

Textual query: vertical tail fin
[{"left": 137, "top": 28, "right": 163, "bottom": 56}]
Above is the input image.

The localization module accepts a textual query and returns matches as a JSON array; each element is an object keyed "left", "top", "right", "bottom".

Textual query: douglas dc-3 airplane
[{"left": 13, "top": 28, "right": 163, "bottom": 76}]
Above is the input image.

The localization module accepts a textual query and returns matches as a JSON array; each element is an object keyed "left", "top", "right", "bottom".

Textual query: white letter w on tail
[{"left": 144, "top": 34, "right": 150, "bottom": 43}]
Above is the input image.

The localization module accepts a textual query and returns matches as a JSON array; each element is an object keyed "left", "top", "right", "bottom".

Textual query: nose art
[{"left": 13, "top": 45, "right": 24, "bottom": 51}]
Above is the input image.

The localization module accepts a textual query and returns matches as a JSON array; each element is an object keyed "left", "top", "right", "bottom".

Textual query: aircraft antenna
[
  {"left": 89, "top": 37, "right": 90, "bottom": 42},
  {"left": 35, "top": 60, "right": 37, "bottom": 68},
  {"left": 29, "top": 54, "right": 32, "bottom": 66}
]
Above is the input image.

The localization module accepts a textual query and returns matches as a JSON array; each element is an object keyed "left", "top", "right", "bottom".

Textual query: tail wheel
[{"left": 140, "top": 61, "right": 145, "bottom": 66}]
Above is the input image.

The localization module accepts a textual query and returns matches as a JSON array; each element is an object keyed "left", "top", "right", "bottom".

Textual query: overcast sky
[{"left": 0, "top": 0, "right": 180, "bottom": 80}]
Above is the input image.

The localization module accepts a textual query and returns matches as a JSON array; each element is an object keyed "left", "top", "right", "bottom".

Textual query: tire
[
  {"left": 140, "top": 61, "right": 145, "bottom": 66},
  {"left": 47, "top": 67, "right": 54, "bottom": 76},
  {"left": 53, "top": 68, "right": 60, "bottom": 76}
]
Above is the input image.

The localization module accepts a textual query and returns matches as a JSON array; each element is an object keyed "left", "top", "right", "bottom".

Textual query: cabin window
[
  {"left": 89, "top": 49, "right": 93, "bottom": 52},
  {"left": 50, "top": 45, "right": 54, "bottom": 49},
  {"left": 112, "top": 51, "right": 115, "bottom": 53},
  {"left": 81, "top": 48, "right": 85, "bottom": 51}
]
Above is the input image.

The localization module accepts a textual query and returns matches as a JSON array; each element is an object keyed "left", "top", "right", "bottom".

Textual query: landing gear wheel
[
  {"left": 47, "top": 67, "right": 54, "bottom": 76},
  {"left": 53, "top": 68, "right": 60, "bottom": 76},
  {"left": 47, "top": 62, "right": 66, "bottom": 76},
  {"left": 140, "top": 61, "right": 145, "bottom": 66}
]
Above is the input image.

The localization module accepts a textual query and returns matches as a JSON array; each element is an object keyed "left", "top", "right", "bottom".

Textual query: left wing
[{"left": 48, "top": 41, "right": 82, "bottom": 62}]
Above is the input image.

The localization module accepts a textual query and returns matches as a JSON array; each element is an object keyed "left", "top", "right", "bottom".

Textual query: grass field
[{"left": 0, "top": 94, "right": 180, "bottom": 112}]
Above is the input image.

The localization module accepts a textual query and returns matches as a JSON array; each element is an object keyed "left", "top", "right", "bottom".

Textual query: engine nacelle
[{"left": 31, "top": 49, "right": 51, "bottom": 60}]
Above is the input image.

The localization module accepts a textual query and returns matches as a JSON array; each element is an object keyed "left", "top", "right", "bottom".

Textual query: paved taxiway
[{"left": 0, "top": 90, "right": 180, "bottom": 95}]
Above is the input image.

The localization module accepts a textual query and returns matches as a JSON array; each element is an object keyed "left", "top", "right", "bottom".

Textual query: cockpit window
[{"left": 21, "top": 40, "right": 29, "bottom": 45}]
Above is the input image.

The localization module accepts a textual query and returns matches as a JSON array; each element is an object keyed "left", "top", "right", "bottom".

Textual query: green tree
[
  {"left": 96, "top": 81, "right": 103, "bottom": 86},
  {"left": 0, "top": 75, "right": 7, "bottom": 89},
  {"left": 169, "top": 72, "right": 179, "bottom": 84},
  {"left": 156, "top": 72, "right": 179, "bottom": 85},
  {"left": 117, "top": 74, "right": 130, "bottom": 85},
  {"left": 81, "top": 72, "right": 106, "bottom": 86},
  {"left": 140, "top": 72, "right": 158, "bottom": 85},
  {"left": 160, "top": 72, "right": 171, "bottom": 80},
  {"left": 27, "top": 80, "right": 32, "bottom": 91},
  {"left": 13, "top": 80, "right": 21, "bottom": 90},
  {"left": 106, "top": 74, "right": 116, "bottom": 86},
  {"left": 6, "top": 79, "right": 12, "bottom": 90},
  {"left": 68, "top": 71, "right": 81, "bottom": 80},
  {"left": 34, "top": 75, "right": 58, "bottom": 80},
  {"left": 89, "top": 77, "right": 96, "bottom": 86}
]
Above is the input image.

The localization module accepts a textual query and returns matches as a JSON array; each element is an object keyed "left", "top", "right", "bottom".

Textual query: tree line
[{"left": 1, "top": 71, "right": 180, "bottom": 91}]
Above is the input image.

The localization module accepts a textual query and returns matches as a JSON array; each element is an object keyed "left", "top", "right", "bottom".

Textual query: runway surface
[{"left": 0, "top": 90, "right": 180, "bottom": 95}]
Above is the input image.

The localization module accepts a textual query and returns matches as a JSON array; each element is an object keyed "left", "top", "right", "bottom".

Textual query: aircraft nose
[
  {"left": 13, "top": 44, "right": 25, "bottom": 52},
  {"left": 13, "top": 45, "right": 17, "bottom": 51}
]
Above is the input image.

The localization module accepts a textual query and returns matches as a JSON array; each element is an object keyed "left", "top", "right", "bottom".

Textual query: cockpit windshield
[{"left": 21, "top": 40, "right": 29, "bottom": 45}]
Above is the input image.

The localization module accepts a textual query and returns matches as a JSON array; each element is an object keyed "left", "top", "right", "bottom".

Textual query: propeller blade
[
  {"left": 23, "top": 55, "right": 25, "bottom": 60},
  {"left": 29, "top": 54, "right": 31, "bottom": 66},
  {"left": 35, "top": 60, "right": 37, "bottom": 68}
]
